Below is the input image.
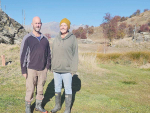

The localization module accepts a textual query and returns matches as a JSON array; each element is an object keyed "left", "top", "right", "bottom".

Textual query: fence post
[{"left": 1, "top": 55, "right": 5, "bottom": 66}]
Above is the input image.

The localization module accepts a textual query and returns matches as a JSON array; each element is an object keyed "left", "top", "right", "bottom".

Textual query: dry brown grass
[
  {"left": 78, "top": 53, "right": 107, "bottom": 76},
  {"left": 0, "top": 44, "right": 20, "bottom": 66}
]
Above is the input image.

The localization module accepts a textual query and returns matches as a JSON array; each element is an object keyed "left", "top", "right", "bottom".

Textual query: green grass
[{"left": 0, "top": 45, "right": 150, "bottom": 113}]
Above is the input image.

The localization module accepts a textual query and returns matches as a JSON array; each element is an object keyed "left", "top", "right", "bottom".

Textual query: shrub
[
  {"left": 45, "top": 34, "right": 51, "bottom": 39},
  {"left": 72, "top": 29, "right": 80, "bottom": 38},
  {"left": 80, "top": 30, "right": 87, "bottom": 39},
  {"left": 144, "top": 9, "right": 149, "bottom": 12},
  {"left": 117, "top": 23, "right": 127, "bottom": 39},
  {"left": 120, "top": 17, "right": 128, "bottom": 22},
  {"left": 127, "top": 24, "right": 134, "bottom": 37},
  {"left": 148, "top": 20, "right": 150, "bottom": 27},
  {"left": 130, "top": 9, "right": 141, "bottom": 18},
  {"left": 139, "top": 24, "right": 149, "bottom": 32},
  {"left": 72, "top": 26, "right": 93, "bottom": 39}
]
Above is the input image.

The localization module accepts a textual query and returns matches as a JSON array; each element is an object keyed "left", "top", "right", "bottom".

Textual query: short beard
[{"left": 33, "top": 26, "right": 41, "bottom": 32}]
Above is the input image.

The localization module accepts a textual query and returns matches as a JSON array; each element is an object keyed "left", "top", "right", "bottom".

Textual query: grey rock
[
  {"left": 80, "top": 39, "right": 95, "bottom": 44},
  {"left": 134, "top": 32, "right": 150, "bottom": 42},
  {"left": 0, "top": 9, "right": 27, "bottom": 44}
]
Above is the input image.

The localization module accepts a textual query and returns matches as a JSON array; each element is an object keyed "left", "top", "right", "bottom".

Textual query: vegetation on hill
[
  {"left": 89, "top": 9, "right": 150, "bottom": 43},
  {"left": 100, "top": 10, "right": 150, "bottom": 42},
  {"left": 72, "top": 25, "right": 94, "bottom": 39}
]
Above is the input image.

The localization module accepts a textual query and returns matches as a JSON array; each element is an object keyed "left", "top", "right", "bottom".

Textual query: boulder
[{"left": 0, "top": 9, "right": 27, "bottom": 44}]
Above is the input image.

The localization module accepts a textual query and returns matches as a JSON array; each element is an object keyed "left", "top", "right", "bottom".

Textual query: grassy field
[{"left": 0, "top": 44, "right": 150, "bottom": 113}]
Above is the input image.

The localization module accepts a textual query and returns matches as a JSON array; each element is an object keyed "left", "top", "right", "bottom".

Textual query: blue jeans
[{"left": 53, "top": 72, "right": 72, "bottom": 94}]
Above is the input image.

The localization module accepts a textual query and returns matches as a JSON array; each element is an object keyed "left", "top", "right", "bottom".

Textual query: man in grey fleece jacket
[
  {"left": 51, "top": 18, "right": 78, "bottom": 113},
  {"left": 20, "top": 17, "right": 49, "bottom": 113}
]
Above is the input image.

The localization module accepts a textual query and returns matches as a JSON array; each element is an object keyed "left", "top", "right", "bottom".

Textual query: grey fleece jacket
[{"left": 51, "top": 32, "right": 78, "bottom": 74}]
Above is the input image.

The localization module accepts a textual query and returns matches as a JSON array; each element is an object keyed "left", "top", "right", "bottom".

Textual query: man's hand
[
  {"left": 71, "top": 73, "right": 74, "bottom": 76},
  {"left": 23, "top": 74, "right": 27, "bottom": 79}
]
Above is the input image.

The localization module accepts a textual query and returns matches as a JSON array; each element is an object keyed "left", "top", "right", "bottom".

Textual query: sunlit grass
[{"left": 0, "top": 44, "right": 150, "bottom": 112}]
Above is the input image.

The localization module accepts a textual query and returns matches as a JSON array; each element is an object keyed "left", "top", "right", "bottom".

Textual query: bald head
[
  {"left": 32, "top": 16, "right": 41, "bottom": 24},
  {"left": 32, "top": 16, "right": 42, "bottom": 33}
]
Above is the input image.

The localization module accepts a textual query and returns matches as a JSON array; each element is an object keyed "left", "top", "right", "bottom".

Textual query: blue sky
[{"left": 1, "top": 0, "right": 150, "bottom": 27}]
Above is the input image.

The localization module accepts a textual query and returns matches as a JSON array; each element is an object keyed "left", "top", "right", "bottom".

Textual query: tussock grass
[
  {"left": 78, "top": 53, "right": 108, "bottom": 76},
  {"left": 95, "top": 51, "right": 150, "bottom": 66}
]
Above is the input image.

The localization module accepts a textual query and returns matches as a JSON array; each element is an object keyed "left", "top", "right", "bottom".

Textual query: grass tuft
[{"left": 121, "top": 81, "right": 137, "bottom": 85}]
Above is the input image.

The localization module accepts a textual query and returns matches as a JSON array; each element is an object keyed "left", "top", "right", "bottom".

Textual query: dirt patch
[{"left": 140, "top": 63, "right": 150, "bottom": 69}]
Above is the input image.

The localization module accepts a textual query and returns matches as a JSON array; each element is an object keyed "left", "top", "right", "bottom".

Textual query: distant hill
[{"left": 25, "top": 22, "right": 85, "bottom": 38}]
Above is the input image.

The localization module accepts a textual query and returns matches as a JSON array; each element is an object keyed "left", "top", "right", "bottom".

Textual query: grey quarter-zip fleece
[{"left": 51, "top": 32, "right": 78, "bottom": 74}]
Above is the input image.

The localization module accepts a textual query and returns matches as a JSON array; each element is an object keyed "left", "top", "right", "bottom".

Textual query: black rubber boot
[
  {"left": 64, "top": 94, "right": 72, "bottom": 113},
  {"left": 25, "top": 101, "right": 31, "bottom": 113},
  {"left": 35, "top": 100, "right": 48, "bottom": 113},
  {"left": 51, "top": 92, "right": 61, "bottom": 113}
]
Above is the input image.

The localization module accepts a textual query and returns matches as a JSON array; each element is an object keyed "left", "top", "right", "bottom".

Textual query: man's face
[
  {"left": 60, "top": 23, "right": 68, "bottom": 34},
  {"left": 32, "top": 18, "right": 42, "bottom": 32}
]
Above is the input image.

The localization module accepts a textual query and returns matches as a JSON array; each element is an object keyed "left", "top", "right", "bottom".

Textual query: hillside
[
  {"left": 77, "top": 10, "right": 150, "bottom": 53},
  {"left": 89, "top": 10, "right": 150, "bottom": 43},
  {"left": 121, "top": 10, "right": 150, "bottom": 26}
]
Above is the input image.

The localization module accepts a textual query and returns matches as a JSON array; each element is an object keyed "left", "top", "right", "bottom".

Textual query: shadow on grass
[
  {"left": 31, "top": 74, "right": 81, "bottom": 113},
  {"left": 42, "top": 79, "right": 55, "bottom": 107},
  {"left": 31, "top": 79, "right": 55, "bottom": 113},
  {"left": 60, "top": 74, "right": 81, "bottom": 112},
  {"left": 71, "top": 74, "right": 81, "bottom": 110}
]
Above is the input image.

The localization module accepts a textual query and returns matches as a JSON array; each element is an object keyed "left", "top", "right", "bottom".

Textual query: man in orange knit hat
[{"left": 51, "top": 18, "right": 78, "bottom": 113}]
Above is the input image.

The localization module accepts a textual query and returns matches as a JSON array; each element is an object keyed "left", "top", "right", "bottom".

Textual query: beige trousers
[{"left": 25, "top": 68, "right": 47, "bottom": 102}]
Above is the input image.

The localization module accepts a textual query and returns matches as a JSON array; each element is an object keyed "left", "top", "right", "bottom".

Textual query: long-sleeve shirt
[{"left": 20, "top": 32, "right": 51, "bottom": 74}]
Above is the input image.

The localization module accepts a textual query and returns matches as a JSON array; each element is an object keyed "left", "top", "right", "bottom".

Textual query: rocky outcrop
[
  {"left": 78, "top": 39, "right": 95, "bottom": 44},
  {"left": 133, "top": 32, "right": 150, "bottom": 42},
  {"left": 0, "top": 9, "right": 27, "bottom": 44}
]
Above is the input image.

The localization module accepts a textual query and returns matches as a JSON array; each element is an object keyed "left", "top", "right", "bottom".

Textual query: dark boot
[
  {"left": 51, "top": 92, "right": 61, "bottom": 113},
  {"left": 35, "top": 100, "right": 48, "bottom": 113},
  {"left": 25, "top": 101, "right": 31, "bottom": 113},
  {"left": 64, "top": 94, "right": 72, "bottom": 113}
]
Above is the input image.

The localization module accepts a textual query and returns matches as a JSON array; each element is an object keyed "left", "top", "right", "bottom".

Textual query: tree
[
  {"left": 72, "top": 25, "right": 93, "bottom": 39},
  {"left": 136, "top": 9, "right": 141, "bottom": 16},
  {"left": 88, "top": 26, "right": 94, "bottom": 35},
  {"left": 117, "top": 23, "right": 127, "bottom": 39},
  {"left": 80, "top": 30, "right": 87, "bottom": 39},
  {"left": 113, "top": 16, "right": 121, "bottom": 22},
  {"left": 72, "top": 29, "right": 80, "bottom": 38},
  {"left": 102, "top": 13, "right": 118, "bottom": 42}
]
